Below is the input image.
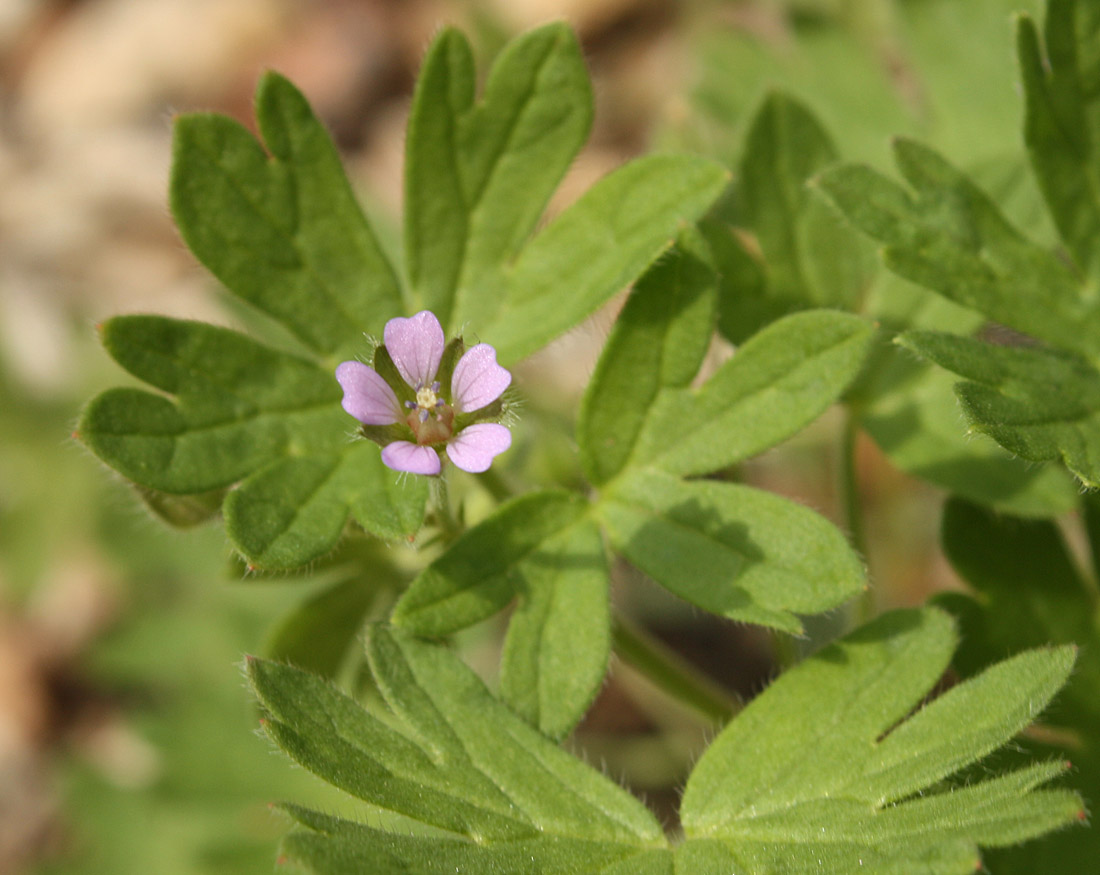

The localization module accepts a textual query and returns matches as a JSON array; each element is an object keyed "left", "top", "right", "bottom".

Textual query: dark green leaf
[
  {"left": 405, "top": 25, "right": 593, "bottom": 333},
  {"left": 577, "top": 231, "right": 718, "bottom": 486},
  {"left": 630, "top": 309, "right": 873, "bottom": 478},
  {"left": 390, "top": 492, "right": 591, "bottom": 636},
  {"left": 79, "top": 316, "right": 343, "bottom": 494},
  {"left": 499, "top": 517, "right": 609, "bottom": 740},
  {"left": 133, "top": 485, "right": 226, "bottom": 528},
  {"left": 597, "top": 468, "right": 865, "bottom": 633},
  {"left": 679, "top": 608, "right": 1083, "bottom": 872},
  {"left": 487, "top": 154, "right": 731, "bottom": 365},
  {"left": 899, "top": 329, "right": 1100, "bottom": 487},
  {"left": 171, "top": 73, "right": 402, "bottom": 357},
  {"left": 937, "top": 497, "right": 1100, "bottom": 873}
]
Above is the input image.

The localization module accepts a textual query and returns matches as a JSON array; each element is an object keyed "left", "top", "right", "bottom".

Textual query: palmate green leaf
[
  {"left": 816, "top": 138, "right": 1100, "bottom": 358},
  {"left": 404, "top": 25, "right": 592, "bottom": 332},
  {"left": 937, "top": 497, "right": 1100, "bottom": 873},
  {"left": 171, "top": 73, "right": 402, "bottom": 358},
  {"left": 678, "top": 607, "right": 1083, "bottom": 873},
  {"left": 628, "top": 309, "right": 874, "bottom": 478},
  {"left": 899, "top": 329, "right": 1100, "bottom": 487},
  {"left": 78, "top": 316, "right": 425, "bottom": 568},
  {"left": 720, "top": 92, "right": 867, "bottom": 342},
  {"left": 392, "top": 491, "right": 607, "bottom": 738},
  {"left": 577, "top": 231, "right": 718, "bottom": 487},
  {"left": 597, "top": 468, "right": 865, "bottom": 633},
  {"left": 1018, "top": 1, "right": 1100, "bottom": 282},
  {"left": 487, "top": 154, "right": 731, "bottom": 366},
  {"left": 248, "top": 625, "right": 668, "bottom": 871},
  {"left": 859, "top": 347, "right": 1078, "bottom": 517}
]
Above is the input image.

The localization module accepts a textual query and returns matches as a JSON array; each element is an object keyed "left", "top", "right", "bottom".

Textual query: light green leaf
[
  {"left": 860, "top": 347, "right": 1078, "bottom": 517},
  {"left": 487, "top": 154, "right": 730, "bottom": 365},
  {"left": 679, "top": 607, "right": 1083, "bottom": 872},
  {"left": 391, "top": 492, "right": 592, "bottom": 636},
  {"left": 899, "top": 329, "right": 1100, "bottom": 487},
  {"left": 816, "top": 138, "right": 1100, "bottom": 357},
  {"left": 597, "top": 468, "right": 865, "bottom": 633},
  {"left": 170, "top": 73, "right": 402, "bottom": 357},
  {"left": 404, "top": 25, "right": 592, "bottom": 332},
  {"left": 1018, "top": 4, "right": 1100, "bottom": 281},
  {"left": 225, "top": 444, "right": 427, "bottom": 570},
  {"left": 577, "top": 231, "right": 717, "bottom": 486},
  {"left": 499, "top": 517, "right": 609, "bottom": 740},
  {"left": 937, "top": 497, "right": 1100, "bottom": 873},
  {"left": 630, "top": 309, "right": 873, "bottom": 478},
  {"left": 728, "top": 92, "right": 867, "bottom": 339},
  {"left": 248, "top": 625, "right": 666, "bottom": 849}
]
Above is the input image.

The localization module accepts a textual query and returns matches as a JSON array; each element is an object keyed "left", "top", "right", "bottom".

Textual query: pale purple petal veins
[
  {"left": 381, "top": 441, "right": 441, "bottom": 475},
  {"left": 445, "top": 423, "right": 512, "bottom": 473},
  {"left": 383, "top": 311, "right": 445, "bottom": 389},
  {"left": 335, "top": 361, "right": 401, "bottom": 425},
  {"left": 451, "top": 344, "right": 512, "bottom": 413}
]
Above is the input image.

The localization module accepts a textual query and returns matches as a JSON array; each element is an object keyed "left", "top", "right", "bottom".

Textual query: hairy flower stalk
[{"left": 336, "top": 311, "right": 512, "bottom": 475}]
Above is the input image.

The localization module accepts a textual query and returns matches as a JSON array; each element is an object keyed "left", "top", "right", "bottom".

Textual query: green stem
[
  {"left": 612, "top": 614, "right": 741, "bottom": 725},
  {"left": 431, "top": 475, "right": 463, "bottom": 544},
  {"left": 840, "top": 408, "right": 874, "bottom": 624}
]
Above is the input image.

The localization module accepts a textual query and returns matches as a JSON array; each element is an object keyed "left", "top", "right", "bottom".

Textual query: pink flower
[{"left": 335, "top": 311, "right": 512, "bottom": 475}]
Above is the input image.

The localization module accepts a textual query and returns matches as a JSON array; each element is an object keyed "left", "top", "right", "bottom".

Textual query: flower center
[{"left": 405, "top": 381, "right": 454, "bottom": 445}]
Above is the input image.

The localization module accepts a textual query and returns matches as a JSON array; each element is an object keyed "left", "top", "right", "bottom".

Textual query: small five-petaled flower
[{"left": 336, "top": 311, "right": 512, "bottom": 475}]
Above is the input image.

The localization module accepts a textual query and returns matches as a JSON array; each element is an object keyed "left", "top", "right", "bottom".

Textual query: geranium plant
[{"left": 78, "top": 4, "right": 1099, "bottom": 872}]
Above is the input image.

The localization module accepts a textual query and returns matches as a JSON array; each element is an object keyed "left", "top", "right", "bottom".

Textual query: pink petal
[
  {"left": 383, "top": 311, "right": 445, "bottom": 389},
  {"left": 446, "top": 424, "right": 511, "bottom": 473},
  {"left": 381, "top": 441, "right": 441, "bottom": 475},
  {"left": 336, "top": 361, "right": 400, "bottom": 425},
  {"left": 451, "top": 344, "right": 511, "bottom": 413}
]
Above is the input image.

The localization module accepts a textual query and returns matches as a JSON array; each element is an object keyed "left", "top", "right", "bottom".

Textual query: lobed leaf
[
  {"left": 390, "top": 491, "right": 593, "bottom": 636},
  {"left": 248, "top": 625, "right": 666, "bottom": 846},
  {"left": 171, "top": 73, "right": 402, "bottom": 357},
  {"left": 577, "top": 231, "right": 718, "bottom": 487},
  {"left": 78, "top": 316, "right": 344, "bottom": 495},
  {"left": 404, "top": 25, "right": 592, "bottom": 332},
  {"left": 629, "top": 309, "right": 874, "bottom": 478},
  {"left": 678, "top": 607, "right": 1083, "bottom": 872},
  {"left": 899, "top": 329, "right": 1100, "bottom": 487},
  {"left": 816, "top": 138, "right": 1100, "bottom": 358},
  {"left": 79, "top": 316, "right": 425, "bottom": 568},
  {"left": 487, "top": 154, "right": 730, "bottom": 365},
  {"left": 597, "top": 468, "right": 865, "bottom": 633}
]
